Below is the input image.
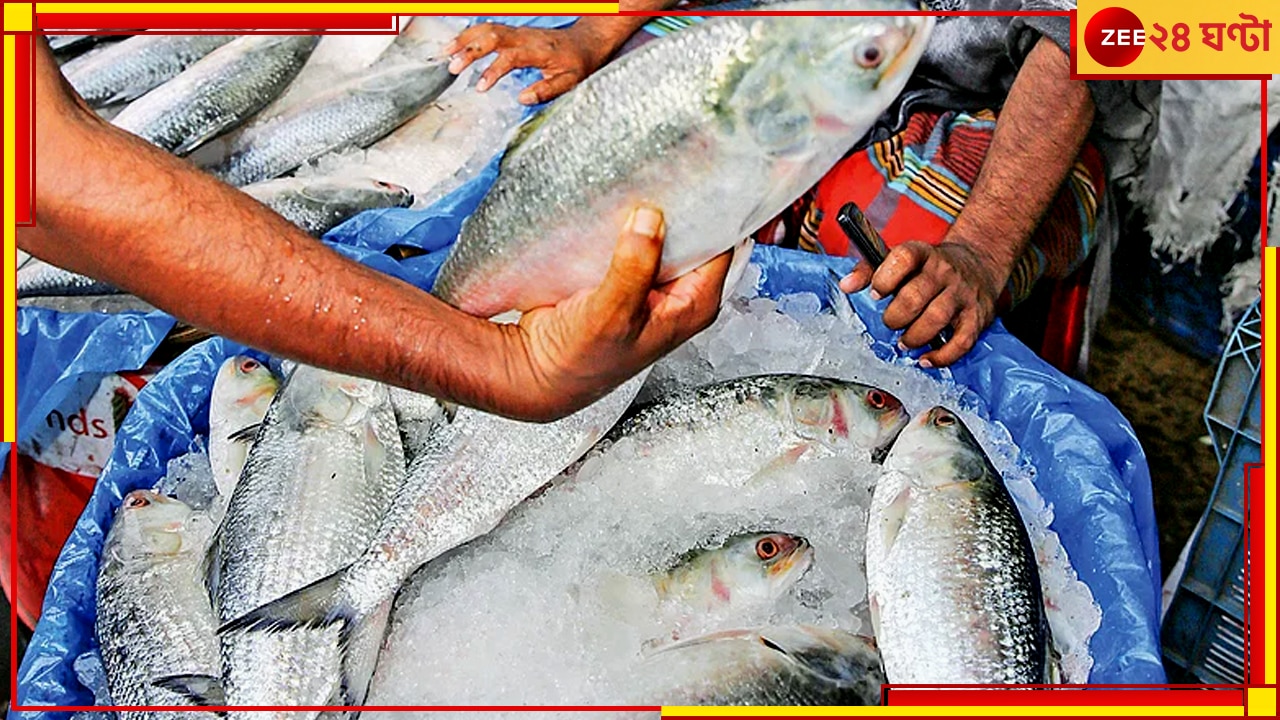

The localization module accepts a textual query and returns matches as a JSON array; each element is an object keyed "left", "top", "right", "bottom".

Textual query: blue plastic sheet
[{"left": 14, "top": 14, "right": 1166, "bottom": 710}]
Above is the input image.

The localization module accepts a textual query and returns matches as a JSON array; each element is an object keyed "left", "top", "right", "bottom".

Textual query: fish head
[
  {"left": 298, "top": 178, "right": 416, "bottom": 211},
  {"left": 213, "top": 355, "right": 280, "bottom": 420},
  {"left": 104, "top": 490, "right": 205, "bottom": 562},
  {"left": 720, "top": 532, "right": 814, "bottom": 599},
  {"left": 882, "top": 406, "right": 991, "bottom": 489},
  {"left": 791, "top": 7, "right": 934, "bottom": 136},
  {"left": 286, "top": 367, "right": 385, "bottom": 428},
  {"left": 785, "top": 379, "right": 909, "bottom": 462}
]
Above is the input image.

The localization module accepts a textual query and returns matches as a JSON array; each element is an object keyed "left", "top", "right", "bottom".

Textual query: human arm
[
  {"left": 840, "top": 36, "right": 1095, "bottom": 367},
  {"left": 445, "top": 0, "right": 678, "bottom": 105},
  {"left": 20, "top": 39, "right": 730, "bottom": 422}
]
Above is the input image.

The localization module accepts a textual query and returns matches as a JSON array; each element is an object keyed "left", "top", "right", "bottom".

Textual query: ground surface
[{"left": 1086, "top": 304, "right": 1222, "bottom": 577}]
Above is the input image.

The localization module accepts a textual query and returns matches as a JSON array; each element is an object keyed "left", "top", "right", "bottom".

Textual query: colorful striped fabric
[{"left": 780, "top": 109, "right": 1104, "bottom": 312}]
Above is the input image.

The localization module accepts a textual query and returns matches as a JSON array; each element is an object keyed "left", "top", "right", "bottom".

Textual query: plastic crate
[{"left": 1161, "top": 299, "right": 1260, "bottom": 684}]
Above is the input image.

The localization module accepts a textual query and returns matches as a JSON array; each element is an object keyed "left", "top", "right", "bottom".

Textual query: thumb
[{"left": 593, "top": 205, "right": 666, "bottom": 318}]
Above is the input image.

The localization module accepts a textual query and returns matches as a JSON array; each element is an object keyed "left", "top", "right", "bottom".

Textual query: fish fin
[
  {"left": 104, "top": 85, "right": 149, "bottom": 106},
  {"left": 218, "top": 565, "right": 354, "bottom": 634},
  {"left": 880, "top": 486, "right": 911, "bottom": 553},
  {"left": 226, "top": 423, "right": 260, "bottom": 444},
  {"left": 720, "top": 237, "right": 756, "bottom": 307},
  {"left": 172, "top": 125, "right": 227, "bottom": 157},
  {"left": 745, "top": 443, "right": 811, "bottom": 485},
  {"left": 152, "top": 674, "right": 226, "bottom": 706},
  {"left": 824, "top": 268, "right": 856, "bottom": 326}
]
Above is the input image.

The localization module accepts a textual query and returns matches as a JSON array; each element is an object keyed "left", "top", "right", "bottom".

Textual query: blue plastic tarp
[{"left": 13, "top": 14, "right": 1166, "bottom": 712}]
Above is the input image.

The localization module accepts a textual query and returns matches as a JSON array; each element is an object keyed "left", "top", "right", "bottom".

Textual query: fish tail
[
  {"left": 217, "top": 565, "right": 360, "bottom": 635},
  {"left": 823, "top": 268, "right": 857, "bottom": 326}
]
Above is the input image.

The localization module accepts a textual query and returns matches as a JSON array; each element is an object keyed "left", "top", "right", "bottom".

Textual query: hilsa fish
[
  {"left": 866, "top": 407, "right": 1050, "bottom": 684},
  {"left": 433, "top": 2, "right": 933, "bottom": 316}
]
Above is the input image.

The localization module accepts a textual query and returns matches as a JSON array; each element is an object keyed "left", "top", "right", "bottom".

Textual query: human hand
[
  {"left": 839, "top": 240, "right": 1009, "bottom": 368},
  {"left": 444, "top": 23, "right": 607, "bottom": 106},
  {"left": 501, "top": 206, "right": 731, "bottom": 421}
]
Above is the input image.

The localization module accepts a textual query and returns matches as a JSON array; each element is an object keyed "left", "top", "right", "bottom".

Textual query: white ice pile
[{"left": 364, "top": 262, "right": 1101, "bottom": 707}]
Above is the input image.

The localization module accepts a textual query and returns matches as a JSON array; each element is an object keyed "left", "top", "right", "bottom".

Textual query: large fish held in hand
[
  {"left": 96, "top": 491, "right": 220, "bottom": 720},
  {"left": 865, "top": 407, "right": 1050, "bottom": 684},
  {"left": 433, "top": 2, "right": 932, "bottom": 316}
]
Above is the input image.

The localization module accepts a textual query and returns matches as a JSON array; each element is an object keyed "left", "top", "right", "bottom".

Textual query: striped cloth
[{"left": 765, "top": 109, "right": 1104, "bottom": 312}]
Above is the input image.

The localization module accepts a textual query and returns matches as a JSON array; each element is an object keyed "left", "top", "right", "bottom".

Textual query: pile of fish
[
  {"left": 63, "top": 4, "right": 1101, "bottom": 712},
  {"left": 94, "top": 291, "right": 1094, "bottom": 709}
]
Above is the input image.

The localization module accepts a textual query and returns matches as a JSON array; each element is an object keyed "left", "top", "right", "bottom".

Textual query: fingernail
[
  {"left": 897, "top": 341, "right": 908, "bottom": 352},
  {"left": 518, "top": 90, "right": 537, "bottom": 105},
  {"left": 869, "top": 289, "right": 883, "bottom": 301},
  {"left": 448, "top": 56, "right": 466, "bottom": 74},
  {"left": 476, "top": 77, "right": 492, "bottom": 92},
  {"left": 629, "top": 206, "right": 663, "bottom": 238},
  {"left": 919, "top": 358, "right": 934, "bottom": 369}
]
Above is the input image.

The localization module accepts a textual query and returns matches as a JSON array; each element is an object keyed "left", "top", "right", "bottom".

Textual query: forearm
[
  {"left": 947, "top": 36, "right": 1095, "bottom": 283},
  {"left": 21, "top": 46, "right": 519, "bottom": 415}
]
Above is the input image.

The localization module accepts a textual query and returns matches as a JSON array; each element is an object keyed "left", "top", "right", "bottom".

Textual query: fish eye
[
  {"left": 124, "top": 494, "right": 150, "bottom": 509},
  {"left": 375, "top": 181, "right": 396, "bottom": 190},
  {"left": 238, "top": 358, "right": 260, "bottom": 374},
  {"left": 855, "top": 41, "right": 884, "bottom": 69},
  {"left": 934, "top": 413, "right": 956, "bottom": 428},
  {"left": 756, "top": 538, "right": 780, "bottom": 560},
  {"left": 867, "top": 390, "right": 886, "bottom": 409}
]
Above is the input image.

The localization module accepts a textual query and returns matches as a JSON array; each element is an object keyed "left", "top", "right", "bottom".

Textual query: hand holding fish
[{"left": 509, "top": 205, "right": 732, "bottom": 422}]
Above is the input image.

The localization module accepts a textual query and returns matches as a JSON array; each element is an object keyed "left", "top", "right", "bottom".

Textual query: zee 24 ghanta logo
[{"left": 1084, "top": 6, "right": 1272, "bottom": 67}]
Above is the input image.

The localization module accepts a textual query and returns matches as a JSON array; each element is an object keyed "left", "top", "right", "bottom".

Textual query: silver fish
[
  {"left": 207, "top": 365, "right": 405, "bottom": 713},
  {"left": 63, "top": 34, "right": 236, "bottom": 108},
  {"left": 586, "top": 375, "right": 911, "bottom": 483},
  {"left": 632, "top": 625, "right": 885, "bottom": 705},
  {"left": 96, "top": 490, "right": 221, "bottom": 720},
  {"left": 112, "top": 35, "right": 319, "bottom": 155},
  {"left": 218, "top": 373, "right": 649, "bottom": 657},
  {"left": 213, "top": 60, "right": 456, "bottom": 187},
  {"left": 432, "top": 2, "right": 932, "bottom": 316},
  {"left": 653, "top": 532, "right": 813, "bottom": 613},
  {"left": 207, "top": 355, "right": 280, "bottom": 503},
  {"left": 242, "top": 176, "right": 414, "bottom": 236},
  {"left": 17, "top": 258, "right": 123, "bottom": 299},
  {"left": 866, "top": 406, "right": 1048, "bottom": 684}
]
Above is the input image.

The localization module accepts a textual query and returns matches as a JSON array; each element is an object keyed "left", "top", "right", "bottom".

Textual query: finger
[
  {"left": 592, "top": 205, "right": 666, "bottom": 322},
  {"left": 476, "top": 49, "right": 528, "bottom": 92},
  {"left": 881, "top": 270, "right": 942, "bottom": 331},
  {"left": 918, "top": 308, "right": 980, "bottom": 368},
  {"left": 519, "top": 71, "right": 581, "bottom": 105},
  {"left": 869, "top": 242, "right": 930, "bottom": 301},
  {"left": 447, "top": 24, "right": 504, "bottom": 74},
  {"left": 898, "top": 291, "right": 959, "bottom": 349},
  {"left": 642, "top": 249, "right": 732, "bottom": 353},
  {"left": 840, "top": 261, "right": 874, "bottom": 294}
]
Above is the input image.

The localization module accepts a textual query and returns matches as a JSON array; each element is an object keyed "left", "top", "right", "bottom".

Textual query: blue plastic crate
[{"left": 1161, "top": 299, "right": 1260, "bottom": 684}]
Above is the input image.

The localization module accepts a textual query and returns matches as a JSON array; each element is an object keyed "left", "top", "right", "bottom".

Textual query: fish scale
[
  {"left": 211, "top": 365, "right": 404, "bottom": 714},
  {"left": 433, "top": 1, "right": 932, "bottom": 317},
  {"left": 112, "top": 35, "right": 319, "bottom": 155},
  {"left": 866, "top": 407, "right": 1047, "bottom": 684},
  {"left": 63, "top": 34, "right": 236, "bottom": 108},
  {"left": 213, "top": 61, "right": 455, "bottom": 187}
]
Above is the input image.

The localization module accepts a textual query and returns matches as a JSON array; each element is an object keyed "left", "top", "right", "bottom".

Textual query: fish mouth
[
  {"left": 875, "top": 19, "right": 930, "bottom": 90},
  {"left": 770, "top": 539, "right": 814, "bottom": 581},
  {"left": 870, "top": 420, "right": 909, "bottom": 465}
]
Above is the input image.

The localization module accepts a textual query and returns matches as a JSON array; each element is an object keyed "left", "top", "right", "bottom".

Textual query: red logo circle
[{"left": 1084, "top": 7, "right": 1145, "bottom": 67}]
